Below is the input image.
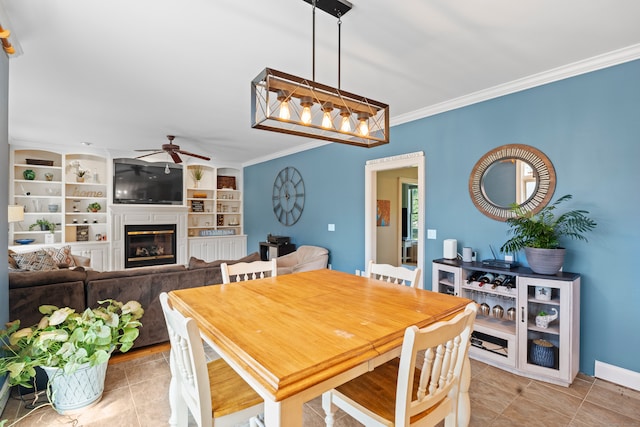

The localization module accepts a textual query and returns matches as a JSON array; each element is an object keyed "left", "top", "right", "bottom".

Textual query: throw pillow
[
  {"left": 43, "top": 245, "right": 77, "bottom": 267},
  {"left": 8, "top": 250, "right": 19, "bottom": 270},
  {"left": 11, "top": 250, "right": 60, "bottom": 271}
]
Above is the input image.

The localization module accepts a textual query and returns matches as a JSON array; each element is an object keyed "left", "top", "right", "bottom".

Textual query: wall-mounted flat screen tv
[{"left": 113, "top": 158, "right": 183, "bottom": 205}]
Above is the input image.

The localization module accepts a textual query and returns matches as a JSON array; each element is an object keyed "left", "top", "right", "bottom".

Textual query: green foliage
[
  {"left": 87, "top": 202, "right": 102, "bottom": 212},
  {"left": 190, "top": 165, "right": 204, "bottom": 181},
  {"left": 500, "top": 194, "right": 597, "bottom": 253},
  {"left": 0, "top": 300, "right": 144, "bottom": 389},
  {"left": 28, "top": 218, "right": 56, "bottom": 233}
]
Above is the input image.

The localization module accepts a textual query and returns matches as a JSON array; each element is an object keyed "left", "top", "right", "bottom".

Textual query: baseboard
[
  {"left": 0, "top": 375, "right": 10, "bottom": 417},
  {"left": 594, "top": 360, "right": 640, "bottom": 391}
]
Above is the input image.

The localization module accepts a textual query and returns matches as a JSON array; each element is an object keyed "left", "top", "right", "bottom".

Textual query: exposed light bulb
[
  {"left": 300, "top": 97, "right": 313, "bottom": 125},
  {"left": 165, "top": 164, "right": 170, "bottom": 174},
  {"left": 321, "top": 102, "right": 334, "bottom": 129},
  {"left": 357, "top": 112, "right": 371, "bottom": 136},
  {"left": 340, "top": 109, "right": 351, "bottom": 132},
  {"left": 277, "top": 90, "right": 291, "bottom": 120},
  {"left": 279, "top": 100, "right": 291, "bottom": 120}
]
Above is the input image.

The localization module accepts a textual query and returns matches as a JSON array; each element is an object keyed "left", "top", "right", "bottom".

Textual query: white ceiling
[{"left": 3, "top": 0, "right": 640, "bottom": 166}]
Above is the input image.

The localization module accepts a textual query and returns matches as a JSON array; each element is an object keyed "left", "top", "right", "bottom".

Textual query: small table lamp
[{"left": 8, "top": 205, "right": 24, "bottom": 223}]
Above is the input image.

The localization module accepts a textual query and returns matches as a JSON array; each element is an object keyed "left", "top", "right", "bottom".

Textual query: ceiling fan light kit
[{"left": 250, "top": 0, "right": 389, "bottom": 148}]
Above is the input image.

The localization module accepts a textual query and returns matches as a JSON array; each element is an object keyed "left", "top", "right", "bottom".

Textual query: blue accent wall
[{"left": 246, "top": 59, "right": 640, "bottom": 376}]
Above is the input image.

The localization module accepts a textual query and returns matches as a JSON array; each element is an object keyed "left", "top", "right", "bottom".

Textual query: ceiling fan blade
[
  {"left": 135, "top": 151, "right": 163, "bottom": 159},
  {"left": 176, "top": 150, "right": 211, "bottom": 161},
  {"left": 169, "top": 151, "right": 182, "bottom": 163},
  {"left": 135, "top": 149, "right": 162, "bottom": 152}
]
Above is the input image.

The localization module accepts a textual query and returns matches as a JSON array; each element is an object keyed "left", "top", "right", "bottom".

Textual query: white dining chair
[
  {"left": 221, "top": 259, "right": 277, "bottom": 284},
  {"left": 159, "top": 292, "right": 264, "bottom": 427},
  {"left": 366, "top": 260, "right": 422, "bottom": 288},
  {"left": 322, "top": 302, "right": 477, "bottom": 427}
]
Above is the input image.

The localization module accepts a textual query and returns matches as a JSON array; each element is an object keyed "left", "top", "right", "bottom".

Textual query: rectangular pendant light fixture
[
  {"left": 250, "top": 0, "right": 389, "bottom": 148},
  {"left": 251, "top": 68, "right": 389, "bottom": 148}
]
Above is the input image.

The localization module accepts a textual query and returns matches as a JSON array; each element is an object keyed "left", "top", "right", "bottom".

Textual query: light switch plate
[
  {"left": 427, "top": 229, "right": 437, "bottom": 239},
  {"left": 328, "top": 224, "right": 335, "bottom": 231}
]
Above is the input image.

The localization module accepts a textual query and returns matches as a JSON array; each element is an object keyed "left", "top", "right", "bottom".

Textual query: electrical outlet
[
  {"left": 427, "top": 229, "right": 437, "bottom": 239},
  {"left": 328, "top": 223, "right": 335, "bottom": 231}
]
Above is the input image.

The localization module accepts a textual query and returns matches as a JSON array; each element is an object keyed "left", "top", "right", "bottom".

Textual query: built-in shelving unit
[
  {"left": 186, "top": 165, "right": 242, "bottom": 238},
  {"left": 11, "top": 150, "right": 109, "bottom": 245}
]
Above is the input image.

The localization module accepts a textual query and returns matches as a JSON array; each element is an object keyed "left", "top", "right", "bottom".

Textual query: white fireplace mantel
[{"left": 109, "top": 205, "right": 189, "bottom": 270}]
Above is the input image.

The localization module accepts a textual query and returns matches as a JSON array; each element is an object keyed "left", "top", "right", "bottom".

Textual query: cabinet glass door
[{"left": 519, "top": 277, "right": 569, "bottom": 377}]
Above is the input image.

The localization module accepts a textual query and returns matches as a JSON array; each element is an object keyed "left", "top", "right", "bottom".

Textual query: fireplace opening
[{"left": 125, "top": 224, "right": 177, "bottom": 268}]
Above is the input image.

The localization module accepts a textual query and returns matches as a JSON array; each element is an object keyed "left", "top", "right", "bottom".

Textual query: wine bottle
[
  {"left": 493, "top": 274, "right": 506, "bottom": 286},
  {"left": 466, "top": 271, "right": 483, "bottom": 283},
  {"left": 478, "top": 272, "right": 495, "bottom": 286},
  {"left": 502, "top": 275, "right": 515, "bottom": 288}
]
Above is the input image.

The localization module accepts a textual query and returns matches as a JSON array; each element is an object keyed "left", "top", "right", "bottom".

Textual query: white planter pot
[{"left": 41, "top": 359, "right": 109, "bottom": 413}]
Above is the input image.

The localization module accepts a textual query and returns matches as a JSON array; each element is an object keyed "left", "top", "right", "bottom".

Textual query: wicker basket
[{"left": 530, "top": 339, "right": 555, "bottom": 368}]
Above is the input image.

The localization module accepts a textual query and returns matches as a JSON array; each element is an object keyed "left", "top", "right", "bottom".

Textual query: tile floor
[{"left": 2, "top": 346, "right": 640, "bottom": 426}]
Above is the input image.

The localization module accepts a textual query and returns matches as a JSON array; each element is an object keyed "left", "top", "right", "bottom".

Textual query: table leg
[{"left": 264, "top": 397, "right": 304, "bottom": 427}]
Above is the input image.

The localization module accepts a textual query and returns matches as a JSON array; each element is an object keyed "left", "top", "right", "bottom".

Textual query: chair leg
[
  {"left": 168, "top": 375, "right": 188, "bottom": 427},
  {"left": 322, "top": 392, "right": 337, "bottom": 427}
]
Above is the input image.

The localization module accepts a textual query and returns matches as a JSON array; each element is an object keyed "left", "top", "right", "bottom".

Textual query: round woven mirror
[{"left": 469, "top": 144, "right": 556, "bottom": 221}]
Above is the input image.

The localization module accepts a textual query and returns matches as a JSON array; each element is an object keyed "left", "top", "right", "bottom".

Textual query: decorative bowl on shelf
[{"left": 15, "top": 239, "right": 35, "bottom": 245}]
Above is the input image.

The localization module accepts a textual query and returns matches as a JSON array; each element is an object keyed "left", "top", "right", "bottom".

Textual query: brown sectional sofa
[{"left": 8, "top": 252, "right": 261, "bottom": 349}]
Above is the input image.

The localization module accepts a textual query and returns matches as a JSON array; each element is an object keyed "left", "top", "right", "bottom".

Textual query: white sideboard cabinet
[{"left": 432, "top": 259, "right": 580, "bottom": 386}]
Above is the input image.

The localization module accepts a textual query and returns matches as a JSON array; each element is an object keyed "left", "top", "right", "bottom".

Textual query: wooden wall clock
[{"left": 272, "top": 166, "right": 305, "bottom": 226}]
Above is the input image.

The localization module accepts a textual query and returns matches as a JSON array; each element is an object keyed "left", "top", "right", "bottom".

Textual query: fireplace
[{"left": 125, "top": 224, "right": 177, "bottom": 268}]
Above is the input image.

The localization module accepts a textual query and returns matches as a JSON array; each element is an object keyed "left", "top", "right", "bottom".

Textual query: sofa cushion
[
  {"left": 43, "top": 245, "right": 77, "bottom": 267},
  {"left": 9, "top": 277, "right": 86, "bottom": 327},
  {"left": 10, "top": 249, "right": 59, "bottom": 271},
  {"left": 85, "top": 264, "right": 186, "bottom": 282},
  {"left": 85, "top": 268, "right": 207, "bottom": 349},
  {"left": 9, "top": 269, "right": 88, "bottom": 290},
  {"left": 188, "top": 252, "right": 261, "bottom": 269}
]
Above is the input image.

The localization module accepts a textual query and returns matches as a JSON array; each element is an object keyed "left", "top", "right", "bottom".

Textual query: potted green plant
[
  {"left": 500, "top": 194, "right": 597, "bottom": 274},
  {"left": 0, "top": 299, "right": 144, "bottom": 412},
  {"left": 29, "top": 218, "right": 56, "bottom": 233},
  {"left": 75, "top": 168, "right": 88, "bottom": 182},
  {"left": 87, "top": 202, "right": 102, "bottom": 212}
]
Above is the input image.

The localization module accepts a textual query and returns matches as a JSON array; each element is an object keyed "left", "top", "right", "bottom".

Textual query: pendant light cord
[
  {"left": 312, "top": 0, "right": 316, "bottom": 81},
  {"left": 337, "top": 13, "right": 342, "bottom": 89}
]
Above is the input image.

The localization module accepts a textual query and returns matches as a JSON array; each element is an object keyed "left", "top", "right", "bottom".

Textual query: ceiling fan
[{"left": 135, "top": 135, "right": 211, "bottom": 163}]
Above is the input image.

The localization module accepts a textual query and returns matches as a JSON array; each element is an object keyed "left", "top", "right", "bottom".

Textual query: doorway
[{"left": 365, "top": 152, "right": 425, "bottom": 288}]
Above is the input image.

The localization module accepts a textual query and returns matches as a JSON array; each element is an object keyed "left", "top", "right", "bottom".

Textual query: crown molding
[
  {"left": 391, "top": 43, "right": 640, "bottom": 127},
  {"left": 246, "top": 44, "right": 640, "bottom": 166}
]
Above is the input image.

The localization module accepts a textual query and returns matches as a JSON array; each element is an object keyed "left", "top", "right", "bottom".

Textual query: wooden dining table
[{"left": 169, "top": 269, "right": 473, "bottom": 427}]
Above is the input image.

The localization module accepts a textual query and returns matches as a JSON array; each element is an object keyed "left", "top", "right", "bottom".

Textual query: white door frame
[{"left": 365, "top": 151, "right": 425, "bottom": 288}]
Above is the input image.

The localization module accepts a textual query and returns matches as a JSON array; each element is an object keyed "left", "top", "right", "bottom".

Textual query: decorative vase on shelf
[
  {"left": 23, "top": 169, "right": 36, "bottom": 180},
  {"left": 76, "top": 176, "right": 84, "bottom": 183}
]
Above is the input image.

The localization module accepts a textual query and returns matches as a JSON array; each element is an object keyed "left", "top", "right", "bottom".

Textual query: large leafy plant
[
  {"left": 500, "top": 194, "right": 597, "bottom": 253},
  {"left": 0, "top": 299, "right": 144, "bottom": 389}
]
